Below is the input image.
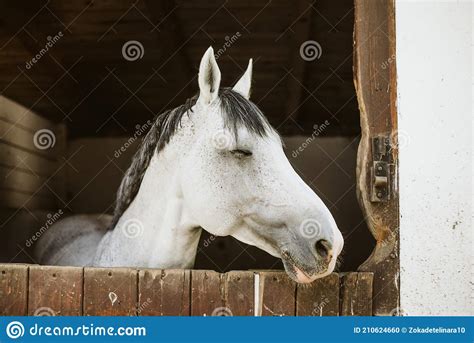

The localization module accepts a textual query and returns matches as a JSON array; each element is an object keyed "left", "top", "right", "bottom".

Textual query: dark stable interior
[{"left": 0, "top": 0, "right": 374, "bottom": 271}]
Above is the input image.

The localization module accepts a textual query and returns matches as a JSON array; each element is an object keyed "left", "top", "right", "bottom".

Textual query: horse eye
[{"left": 231, "top": 149, "right": 252, "bottom": 158}]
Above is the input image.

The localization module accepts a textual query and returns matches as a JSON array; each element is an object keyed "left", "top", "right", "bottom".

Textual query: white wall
[{"left": 397, "top": 0, "right": 473, "bottom": 315}]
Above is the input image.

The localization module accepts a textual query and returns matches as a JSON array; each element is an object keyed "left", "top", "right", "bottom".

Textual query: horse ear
[
  {"left": 198, "top": 47, "right": 221, "bottom": 105},
  {"left": 232, "top": 58, "right": 253, "bottom": 99}
]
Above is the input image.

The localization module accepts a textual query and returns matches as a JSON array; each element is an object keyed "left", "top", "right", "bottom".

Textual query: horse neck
[{"left": 93, "top": 151, "right": 202, "bottom": 268}]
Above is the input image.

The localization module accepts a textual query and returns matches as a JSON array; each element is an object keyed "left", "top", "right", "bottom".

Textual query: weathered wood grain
[
  {"left": 353, "top": 0, "right": 400, "bottom": 315},
  {"left": 0, "top": 264, "right": 28, "bottom": 315},
  {"left": 257, "top": 271, "right": 296, "bottom": 316},
  {"left": 0, "top": 96, "right": 57, "bottom": 132},
  {"left": 138, "top": 269, "right": 190, "bottom": 316},
  {"left": 83, "top": 267, "right": 137, "bottom": 316},
  {"left": 190, "top": 270, "right": 224, "bottom": 316},
  {"left": 340, "top": 272, "right": 373, "bottom": 316},
  {"left": 0, "top": 189, "right": 56, "bottom": 210},
  {"left": 28, "top": 265, "right": 83, "bottom": 316},
  {"left": 296, "top": 273, "right": 339, "bottom": 316},
  {"left": 0, "top": 118, "right": 61, "bottom": 158},
  {"left": 0, "top": 144, "right": 58, "bottom": 177},
  {"left": 0, "top": 266, "right": 376, "bottom": 316},
  {"left": 224, "top": 271, "right": 254, "bottom": 316},
  {"left": 0, "top": 165, "right": 58, "bottom": 198}
]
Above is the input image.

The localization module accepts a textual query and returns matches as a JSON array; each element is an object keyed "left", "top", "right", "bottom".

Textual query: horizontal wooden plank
[
  {"left": 0, "top": 188, "right": 57, "bottom": 210},
  {"left": 0, "top": 96, "right": 56, "bottom": 132},
  {"left": 0, "top": 165, "right": 59, "bottom": 198},
  {"left": 0, "top": 263, "right": 28, "bottom": 315},
  {"left": 0, "top": 265, "right": 374, "bottom": 316},
  {"left": 0, "top": 143, "right": 59, "bottom": 177},
  {"left": 0, "top": 118, "right": 61, "bottom": 159}
]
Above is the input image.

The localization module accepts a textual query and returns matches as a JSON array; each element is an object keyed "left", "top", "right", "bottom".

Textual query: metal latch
[{"left": 370, "top": 135, "right": 392, "bottom": 202}]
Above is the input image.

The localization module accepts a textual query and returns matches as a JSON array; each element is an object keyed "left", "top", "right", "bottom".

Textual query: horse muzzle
[{"left": 280, "top": 246, "right": 335, "bottom": 284}]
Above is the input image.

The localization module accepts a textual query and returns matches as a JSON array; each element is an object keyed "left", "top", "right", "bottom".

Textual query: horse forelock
[{"left": 109, "top": 88, "right": 274, "bottom": 230}]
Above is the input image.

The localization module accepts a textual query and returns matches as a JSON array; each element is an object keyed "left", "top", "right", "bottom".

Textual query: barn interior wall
[
  {"left": 397, "top": 0, "right": 473, "bottom": 315},
  {"left": 0, "top": 0, "right": 371, "bottom": 277}
]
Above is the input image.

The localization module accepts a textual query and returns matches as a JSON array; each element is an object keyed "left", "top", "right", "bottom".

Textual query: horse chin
[{"left": 281, "top": 255, "right": 329, "bottom": 284}]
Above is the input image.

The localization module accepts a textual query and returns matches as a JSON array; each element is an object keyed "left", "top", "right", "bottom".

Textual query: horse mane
[{"left": 109, "top": 88, "right": 273, "bottom": 230}]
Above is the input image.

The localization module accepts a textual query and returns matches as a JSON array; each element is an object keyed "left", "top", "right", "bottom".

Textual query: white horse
[{"left": 35, "top": 47, "right": 344, "bottom": 283}]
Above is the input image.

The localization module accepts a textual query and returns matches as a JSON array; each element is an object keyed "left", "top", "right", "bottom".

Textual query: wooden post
[{"left": 353, "top": 0, "right": 400, "bottom": 315}]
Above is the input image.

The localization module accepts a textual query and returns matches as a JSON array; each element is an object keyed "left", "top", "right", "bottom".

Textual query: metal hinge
[{"left": 370, "top": 135, "right": 393, "bottom": 202}]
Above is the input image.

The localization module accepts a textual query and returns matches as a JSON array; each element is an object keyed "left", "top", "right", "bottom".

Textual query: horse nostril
[{"left": 315, "top": 239, "right": 332, "bottom": 260}]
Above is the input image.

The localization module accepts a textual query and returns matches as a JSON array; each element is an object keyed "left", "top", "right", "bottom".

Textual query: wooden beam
[
  {"left": 284, "top": 0, "right": 314, "bottom": 128},
  {"left": 353, "top": 0, "right": 400, "bottom": 315}
]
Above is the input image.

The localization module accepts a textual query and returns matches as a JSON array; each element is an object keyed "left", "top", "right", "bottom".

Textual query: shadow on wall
[{"left": 60, "top": 135, "right": 374, "bottom": 272}]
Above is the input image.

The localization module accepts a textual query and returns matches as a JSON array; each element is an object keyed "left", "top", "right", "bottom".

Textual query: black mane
[{"left": 109, "top": 88, "right": 273, "bottom": 229}]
